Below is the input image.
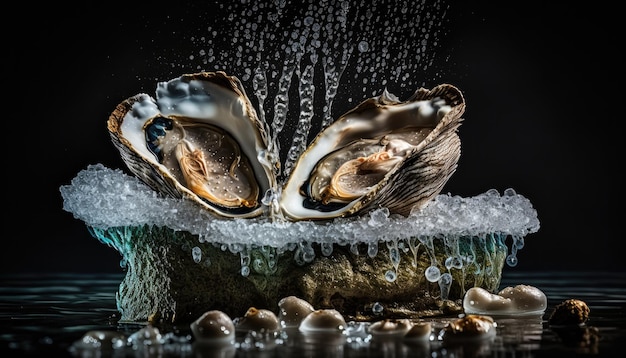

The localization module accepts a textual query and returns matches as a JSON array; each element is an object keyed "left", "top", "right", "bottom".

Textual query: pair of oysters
[{"left": 107, "top": 71, "right": 465, "bottom": 222}]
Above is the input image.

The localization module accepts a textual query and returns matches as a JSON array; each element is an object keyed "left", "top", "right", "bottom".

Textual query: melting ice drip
[{"left": 61, "top": 0, "right": 540, "bottom": 298}]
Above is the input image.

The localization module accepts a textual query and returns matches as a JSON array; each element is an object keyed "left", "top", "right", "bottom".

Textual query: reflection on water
[{"left": 1, "top": 271, "right": 624, "bottom": 357}]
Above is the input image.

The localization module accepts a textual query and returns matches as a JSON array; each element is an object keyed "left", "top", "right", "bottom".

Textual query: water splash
[{"left": 185, "top": 0, "right": 451, "bottom": 184}]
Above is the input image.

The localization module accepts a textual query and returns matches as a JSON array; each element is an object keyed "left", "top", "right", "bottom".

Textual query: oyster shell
[
  {"left": 107, "top": 72, "right": 276, "bottom": 218},
  {"left": 279, "top": 84, "right": 465, "bottom": 220},
  {"left": 108, "top": 71, "right": 465, "bottom": 221}
]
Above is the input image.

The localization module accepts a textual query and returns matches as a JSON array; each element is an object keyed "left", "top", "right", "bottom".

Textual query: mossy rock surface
[{"left": 93, "top": 225, "right": 507, "bottom": 323}]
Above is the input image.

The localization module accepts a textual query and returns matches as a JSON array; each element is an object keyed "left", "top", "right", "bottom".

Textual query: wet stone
[{"left": 96, "top": 226, "right": 506, "bottom": 323}]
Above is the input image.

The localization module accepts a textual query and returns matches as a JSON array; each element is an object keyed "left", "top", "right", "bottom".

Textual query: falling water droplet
[
  {"left": 357, "top": 40, "right": 369, "bottom": 52},
  {"left": 384, "top": 270, "right": 397, "bottom": 282},
  {"left": 438, "top": 273, "right": 452, "bottom": 300},
  {"left": 506, "top": 254, "right": 518, "bottom": 267},
  {"left": 425, "top": 265, "right": 441, "bottom": 282},
  {"left": 192, "top": 246, "right": 202, "bottom": 263},
  {"left": 321, "top": 242, "right": 333, "bottom": 256},
  {"left": 368, "top": 242, "right": 379, "bottom": 258},
  {"left": 350, "top": 243, "right": 359, "bottom": 255}
]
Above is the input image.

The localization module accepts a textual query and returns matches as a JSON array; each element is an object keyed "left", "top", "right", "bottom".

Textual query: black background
[{"left": 3, "top": 1, "right": 619, "bottom": 274}]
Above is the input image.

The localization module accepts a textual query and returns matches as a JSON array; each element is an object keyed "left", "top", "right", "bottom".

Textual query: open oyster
[
  {"left": 108, "top": 71, "right": 465, "bottom": 221},
  {"left": 280, "top": 84, "right": 464, "bottom": 220},
  {"left": 108, "top": 72, "right": 276, "bottom": 218}
]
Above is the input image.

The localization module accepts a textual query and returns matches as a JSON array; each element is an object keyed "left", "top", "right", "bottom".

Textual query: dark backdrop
[{"left": 3, "top": 1, "right": 618, "bottom": 274}]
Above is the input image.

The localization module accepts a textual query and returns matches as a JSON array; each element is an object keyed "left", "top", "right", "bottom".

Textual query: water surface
[{"left": 1, "top": 271, "right": 624, "bottom": 357}]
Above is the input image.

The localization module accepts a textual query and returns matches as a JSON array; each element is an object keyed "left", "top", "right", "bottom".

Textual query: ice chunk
[{"left": 60, "top": 164, "right": 540, "bottom": 250}]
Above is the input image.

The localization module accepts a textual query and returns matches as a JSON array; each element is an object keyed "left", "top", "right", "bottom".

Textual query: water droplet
[
  {"left": 367, "top": 242, "right": 378, "bottom": 258},
  {"left": 384, "top": 270, "right": 397, "bottom": 282},
  {"left": 445, "top": 256, "right": 463, "bottom": 270},
  {"left": 425, "top": 265, "right": 440, "bottom": 282},
  {"left": 344, "top": 322, "right": 371, "bottom": 345},
  {"left": 357, "top": 40, "right": 369, "bottom": 53},
  {"left": 321, "top": 242, "right": 333, "bottom": 256},
  {"left": 303, "top": 243, "right": 316, "bottom": 263},
  {"left": 294, "top": 249, "right": 305, "bottom": 266},
  {"left": 438, "top": 273, "right": 452, "bottom": 300},
  {"left": 372, "top": 302, "right": 384, "bottom": 314},
  {"left": 389, "top": 247, "right": 400, "bottom": 270},
  {"left": 506, "top": 254, "right": 518, "bottom": 267},
  {"left": 350, "top": 243, "right": 359, "bottom": 255},
  {"left": 191, "top": 246, "right": 203, "bottom": 263},
  {"left": 252, "top": 258, "right": 265, "bottom": 272}
]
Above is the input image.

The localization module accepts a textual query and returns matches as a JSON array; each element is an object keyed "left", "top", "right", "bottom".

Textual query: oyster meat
[{"left": 108, "top": 71, "right": 465, "bottom": 221}]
